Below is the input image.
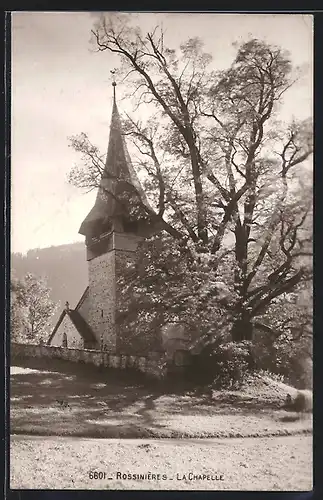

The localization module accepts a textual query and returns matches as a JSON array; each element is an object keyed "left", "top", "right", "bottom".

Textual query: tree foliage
[
  {"left": 117, "top": 233, "right": 234, "bottom": 345},
  {"left": 69, "top": 14, "right": 313, "bottom": 350},
  {"left": 11, "top": 273, "right": 58, "bottom": 344}
]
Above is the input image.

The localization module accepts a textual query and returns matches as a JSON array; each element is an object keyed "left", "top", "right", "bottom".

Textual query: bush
[
  {"left": 257, "top": 369, "right": 286, "bottom": 384},
  {"left": 212, "top": 341, "right": 253, "bottom": 388},
  {"left": 189, "top": 340, "right": 254, "bottom": 389},
  {"left": 285, "top": 390, "right": 313, "bottom": 413},
  {"left": 251, "top": 328, "right": 312, "bottom": 390}
]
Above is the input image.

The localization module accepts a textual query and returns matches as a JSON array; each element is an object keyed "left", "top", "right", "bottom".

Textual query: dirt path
[{"left": 10, "top": 435, "right": 312, "bottom": 490}]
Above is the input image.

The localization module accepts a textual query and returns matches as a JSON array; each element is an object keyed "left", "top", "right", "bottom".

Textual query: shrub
[
  {"left": 212, "top": 341, "right": 253, "bottom": 388},
  {"left": 251, "top": 328, "right": 312, "bottom": 390},
  {"left": 286, "top": 390, "right": 313, "bottom": 413},
  {"left": 189, "top": 340, "right": 254, "bottom": 389},
  {"left": 257, "top": 369, "right": 286, "bottom": 384}
]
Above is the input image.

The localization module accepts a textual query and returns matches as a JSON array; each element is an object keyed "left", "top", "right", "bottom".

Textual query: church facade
[{"left": 48, "top": 84, "right": 189, "bottom": 360}]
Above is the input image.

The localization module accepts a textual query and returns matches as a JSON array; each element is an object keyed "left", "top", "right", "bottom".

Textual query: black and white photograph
[{"left": 9, "top": 11, "right": 313, "bottom": 491}]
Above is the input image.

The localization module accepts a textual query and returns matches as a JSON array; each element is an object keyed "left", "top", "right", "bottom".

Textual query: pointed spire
[{"left": 78, "top": 79, "right": 151, "bottom": 238}]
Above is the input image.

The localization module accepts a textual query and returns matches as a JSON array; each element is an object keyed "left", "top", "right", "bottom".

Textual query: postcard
[{"left": 9, "top": 11, "right": 313, "bottom": 491}]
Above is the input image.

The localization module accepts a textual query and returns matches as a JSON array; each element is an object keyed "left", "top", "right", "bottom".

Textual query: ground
[
  {"left": 10, "top": 357, "right": 312, "bottom": 439},
  {"left": 11, "top": 435, "right": 312, "bottom": 490},
  {"left": 10, "top": 357, "right": 313, "bottom": 491}
]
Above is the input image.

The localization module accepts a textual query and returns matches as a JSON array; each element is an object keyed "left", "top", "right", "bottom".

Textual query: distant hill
[{"left": 11, "top": 242, "right": 88, "bottom": 328}]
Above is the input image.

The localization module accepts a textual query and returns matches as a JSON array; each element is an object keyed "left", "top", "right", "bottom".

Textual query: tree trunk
[
  {"left": 231, "top": 313, "right": 253, "bottom": 341},
  {"left": 230, "top": 314, "right": 256, "bottom": 371}
]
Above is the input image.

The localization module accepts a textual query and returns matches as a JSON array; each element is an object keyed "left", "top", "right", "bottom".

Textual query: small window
[
  {"left": 101, "top": 309, "right": 104, "bottom": 318},
  {"left": 62, "top": 332, "right": 68, "bottom": 348}
]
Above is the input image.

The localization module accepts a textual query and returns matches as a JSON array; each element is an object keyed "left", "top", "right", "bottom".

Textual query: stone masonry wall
[
  {"left": 11, "top": 343, "right": 167, "bottom": 379},
  {"left": 85, "top": 233, "right": 162, "bottom": 355},
  {"left": 88, "top": 251, "right": 116, "bottom": 350}
]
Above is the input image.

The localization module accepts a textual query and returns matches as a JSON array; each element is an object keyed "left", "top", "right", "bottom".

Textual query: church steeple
[
  {"left": 79, "top": 81, "right": 150, "bottom": 240},
  {"left": 66, "top": 80, "right": 163, "bottom": 354}
]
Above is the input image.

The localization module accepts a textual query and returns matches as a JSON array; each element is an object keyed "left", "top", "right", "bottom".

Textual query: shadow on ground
[
  {"left": 10, "top": 357, "right": 312, "bottom": 438},
  {"left": 11, "top": 357, "right": 166, "bottom": 437}
]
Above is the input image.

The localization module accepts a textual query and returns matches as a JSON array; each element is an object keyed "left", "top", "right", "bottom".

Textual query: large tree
[{"left": 69, "top": 14, "right": 313, "bottom": 343}]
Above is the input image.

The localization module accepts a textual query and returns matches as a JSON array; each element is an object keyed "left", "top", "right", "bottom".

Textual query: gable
[{"left": 48, "top": 314, "right": 84, "bottom": 349}]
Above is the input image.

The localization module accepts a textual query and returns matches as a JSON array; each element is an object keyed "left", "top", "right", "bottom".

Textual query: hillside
[{"left": 11, "top": 242, "right": 88, "bottom": 327}]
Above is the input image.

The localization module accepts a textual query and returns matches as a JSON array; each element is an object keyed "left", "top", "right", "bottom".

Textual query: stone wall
[
  {"left": 86, "top": 246, "right": 162, "bottom": 354},
  {"left": 83, "top": 231, "right": 163, "bottom": 356},
  {"left": 11, "top": 343, "right": 167, "bottom": 379},
  {"left": 87, "top": 251, "right": 117, "bottom": 350}
]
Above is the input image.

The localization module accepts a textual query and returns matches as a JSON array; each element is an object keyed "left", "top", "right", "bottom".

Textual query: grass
[
  {"left": 10, "top": 356, "right": 312, "bottom": 439},
  {"left": 10, "top": 435, "right": 313, "bottom": 490}
]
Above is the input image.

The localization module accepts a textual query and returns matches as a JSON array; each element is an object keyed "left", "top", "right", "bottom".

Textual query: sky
[{"left": 11, "top": 12, "right": 313, "bottom": 254}]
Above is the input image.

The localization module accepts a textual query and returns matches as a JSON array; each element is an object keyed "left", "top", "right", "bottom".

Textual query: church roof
[
  {"left": 79, "top": 86, "right": 151, "bottom": 237},
  {"left": 68, "top": 310, "right": 96, "bottom": 343}
]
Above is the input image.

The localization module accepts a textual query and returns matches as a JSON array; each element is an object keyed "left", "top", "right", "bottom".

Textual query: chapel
[{"left": 48, "top": 83, "right": 165, "bottom": 354}]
